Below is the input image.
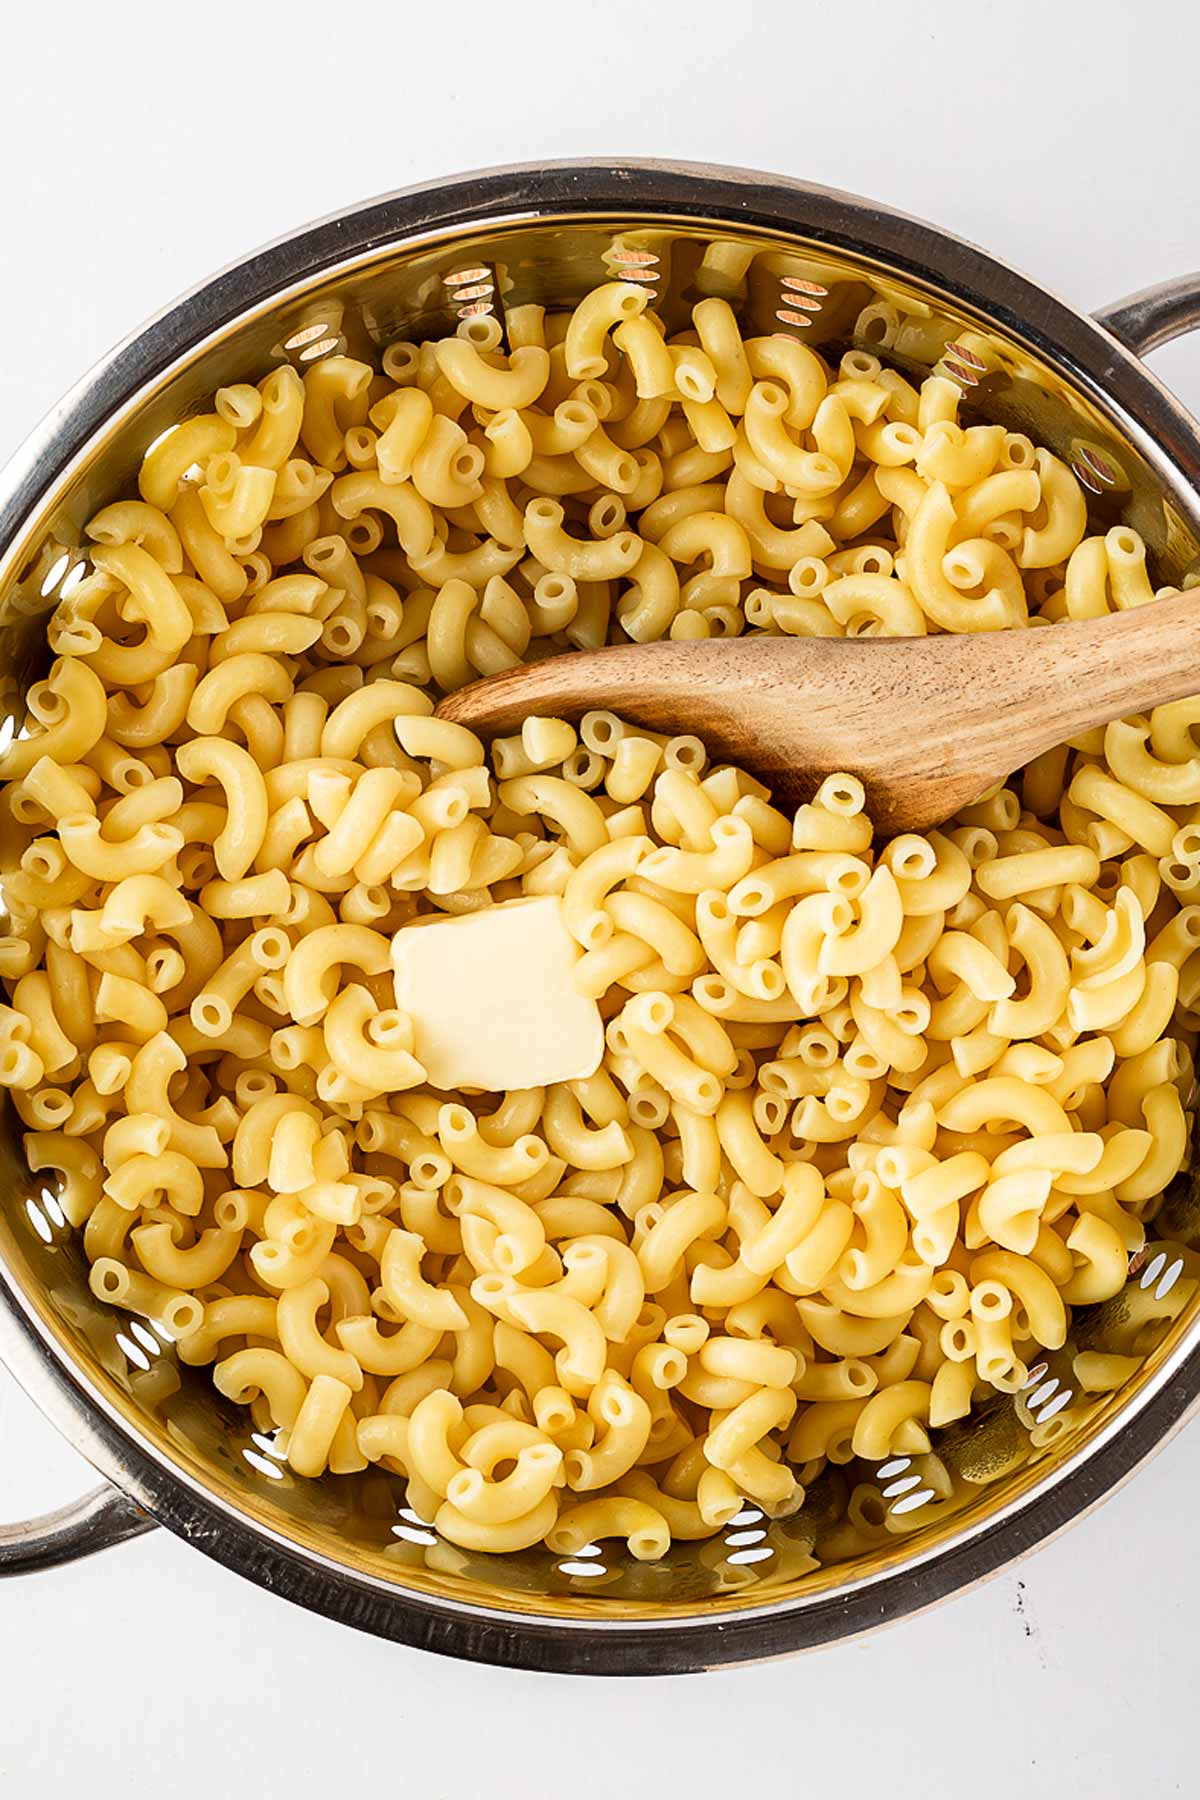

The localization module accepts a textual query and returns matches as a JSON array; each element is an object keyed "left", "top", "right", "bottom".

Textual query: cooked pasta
[{"left": 2, "top": 280, "right": 1195, "bottom": 1562}]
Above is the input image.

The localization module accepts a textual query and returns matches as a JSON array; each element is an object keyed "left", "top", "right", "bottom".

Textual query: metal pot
[{"left": 1, "top": 160, "right": 1199, "bottom": 1674}]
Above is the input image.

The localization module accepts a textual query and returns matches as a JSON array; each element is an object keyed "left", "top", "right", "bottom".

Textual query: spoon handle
[{"left": 988, "top": 584, "right": 1200, "bottom": 755}]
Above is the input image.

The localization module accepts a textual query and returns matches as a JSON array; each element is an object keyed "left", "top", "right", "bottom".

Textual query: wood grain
[{"left": 436, "top": 587, "right": 1200, "bottom": 834}]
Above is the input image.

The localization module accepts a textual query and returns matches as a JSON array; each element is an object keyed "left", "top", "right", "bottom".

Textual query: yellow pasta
[{"left": 4, "top": 278, "right": 1192, "bottom": 1563}]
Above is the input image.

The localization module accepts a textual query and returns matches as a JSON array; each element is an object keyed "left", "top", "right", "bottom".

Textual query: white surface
[{"left": 2, "top": 1, "right": 1199, "bottom": 1792}]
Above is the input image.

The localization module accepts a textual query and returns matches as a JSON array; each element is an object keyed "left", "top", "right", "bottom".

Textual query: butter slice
[{"left": 390, "top": 895, "right": 604, "bottom": 1092}]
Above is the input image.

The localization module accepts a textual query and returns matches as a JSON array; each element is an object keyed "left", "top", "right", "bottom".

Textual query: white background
[{"left": 2, "top": 1, "right": 1199, "bottom": 1793}]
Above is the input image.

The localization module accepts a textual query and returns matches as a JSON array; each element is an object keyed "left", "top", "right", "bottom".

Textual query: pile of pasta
[{"left": 1, "top": 277, "right": 1196, "bottom": 1565}]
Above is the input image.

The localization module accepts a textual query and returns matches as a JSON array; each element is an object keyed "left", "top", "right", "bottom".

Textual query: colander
[{"left": 1, "top": 159, "right": 1199, "bottom": 1674}]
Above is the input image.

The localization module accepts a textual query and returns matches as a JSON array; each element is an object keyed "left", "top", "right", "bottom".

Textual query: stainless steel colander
[{"left": 2, "top": 160, "right": 1200, "bottom": 1673}]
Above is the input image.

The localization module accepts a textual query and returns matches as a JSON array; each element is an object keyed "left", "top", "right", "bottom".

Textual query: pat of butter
[{"left": 390, "top": 895, "right": 604, "bottom": 1092}]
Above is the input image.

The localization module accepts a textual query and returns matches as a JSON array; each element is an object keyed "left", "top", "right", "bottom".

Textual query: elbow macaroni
[{"left": 4, "top": 282, "right": 1193, "bottom": 1562}]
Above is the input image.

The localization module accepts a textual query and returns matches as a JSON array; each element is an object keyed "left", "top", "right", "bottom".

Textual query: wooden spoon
[{"left": 436, "top": 588, "right": 1200, "bottom": 835}]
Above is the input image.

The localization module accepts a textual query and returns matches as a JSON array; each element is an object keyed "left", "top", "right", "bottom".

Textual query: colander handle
[
  {"left": 0, "top": 1482, "right": 154, "bottom": 1576},
  {"left": 1095, "top": 273, "right": 1200, "bottom": 357}
]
